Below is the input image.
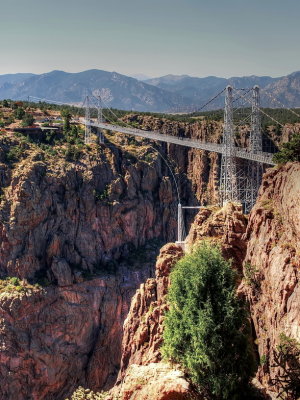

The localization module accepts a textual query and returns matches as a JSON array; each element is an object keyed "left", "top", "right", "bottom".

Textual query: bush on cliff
[
  {"left": 273, "top": 133, "right": 300, "bottom": 163},
  {"left": 162, "top": 242, "right": 256, "bottom": 400}
]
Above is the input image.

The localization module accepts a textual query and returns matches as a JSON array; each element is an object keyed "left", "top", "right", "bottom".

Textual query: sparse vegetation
[
  {"left": 21, "top": 113, "right": 35, "bottom": 127},
  {"left": 6, "top": 143, "right": 28, "bottom": 163},
  {"left": 273, "top": 133, "right": 300, "bottom": 164},
  {"left": 64, "top": 143, "right": 82, "bottom": 161},
  {"left": 244, "top": 262, "right": 260, "bottom": 291},
  {"left": 0, "top": 277, "right": 40, "bottom": 294},
  {"left": 93, "top": 185, "right": 110, "bottom": 201},
  {"left": 271, "top": 334, "right": 300, "bottom": 400},
  {"left": 65, "top": 386, "right": 113, "bottom": 400}
]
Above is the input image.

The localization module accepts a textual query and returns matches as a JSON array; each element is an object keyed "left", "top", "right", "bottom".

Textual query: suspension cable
[
  {"left": 262, "top": 90, "right": 300, "bottom": 120},
  {"left": 257, "top": 107, "right": 284, "bottom": 128},
  {"left": 193, "top": 87, "right": 227, "bottom": 113}
]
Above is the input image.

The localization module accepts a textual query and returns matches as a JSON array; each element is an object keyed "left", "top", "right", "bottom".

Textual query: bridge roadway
[{"left": 84, "top": 120, "right": 275, "bottom": 166}]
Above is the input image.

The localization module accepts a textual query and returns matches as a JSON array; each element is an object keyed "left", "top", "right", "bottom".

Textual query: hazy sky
[{"left": 1, "top": 0, "right": 299, "bottom": 78}]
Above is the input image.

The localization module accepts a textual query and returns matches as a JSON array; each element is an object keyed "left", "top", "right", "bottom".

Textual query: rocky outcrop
[
  {"left": 69, "top": 363, "right": 198, "bottom": 400},
  {"left": 108, "top": 363, "right": 198, "bottom": 400},
  {"left": 118, "top": 243, "right": 183, "bottom": 380},
  {"left": 185, "top": 202, "right": 248, "bottom": 269},
  {"left": 242, "top": 162, "right": 300, "bottom": 393}
]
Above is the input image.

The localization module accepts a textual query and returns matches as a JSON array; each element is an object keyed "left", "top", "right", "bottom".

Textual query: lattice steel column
[
  {"left": 219, "top": 85, "right": 238, "bottom": 205},
  {"left": 244, "top": 85, "right": 264, "bottom": 213},
  {"left": 84, "top": 95, "right": 92, "bottom": 144},
  {"left": 177, "top": 203, "right": 184, "bottom": 243},
  {"left": 97, "top": 95, "right": 104, "bottom": 144}
]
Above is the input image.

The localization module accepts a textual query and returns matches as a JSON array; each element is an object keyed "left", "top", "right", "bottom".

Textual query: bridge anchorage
[{"left": 83, "top": 85, "right": 274, "bottom": 244}]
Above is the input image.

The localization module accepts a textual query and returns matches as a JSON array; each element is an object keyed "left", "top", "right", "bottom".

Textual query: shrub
[
  {"left": 162, "top": 242, "right": 256, "bottom": 400},
  {"left": 93, "top": 185, "right": 110, "bottom": 201},
  {"left": 244, "top": 262, "right": 260, "bottom": 291},
  {"left": 14, "top": 107, "right": 25, "bottom": 120},
  {"left": 65, "top": 144, "right": 82, "bottom": 161},
  {"left": 6, "top": 143, "right": 26, "bottom": 163},
  {"left": 273, "top": 133, "right": 300, "bottom": 163},
  {"left": 271, "top": 334, "right": 300, "bottom": 400},
  {"left": 22, "top": 113, "right": 35, "bottom": 127}
]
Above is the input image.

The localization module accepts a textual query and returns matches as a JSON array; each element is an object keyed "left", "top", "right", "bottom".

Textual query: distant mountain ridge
[
  {"left": 145, "top": 74, "right": 281, "bottom": 109},
  {"left": 0, "top": 69, "right": 300, "bottom": 112}
]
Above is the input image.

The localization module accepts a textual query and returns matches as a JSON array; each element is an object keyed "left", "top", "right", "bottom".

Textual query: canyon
[{"left": 0, "top": 114, "right": 299, "bottom": 399}]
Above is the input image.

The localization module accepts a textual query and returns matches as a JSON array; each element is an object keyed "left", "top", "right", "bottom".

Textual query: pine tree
[{"left": 163, "top": 242, "right": 256, "bottom": 400}]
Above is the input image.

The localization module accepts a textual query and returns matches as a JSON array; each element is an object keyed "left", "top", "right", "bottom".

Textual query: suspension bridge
[
  {"left": 29, "top": 85, "right": 295, "bottom": 245},
  {"left": 83, "top": 86, "right": 274, "bottom": 201}
]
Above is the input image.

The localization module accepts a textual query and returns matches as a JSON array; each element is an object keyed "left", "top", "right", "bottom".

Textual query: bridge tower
[
  {"left": 244, "top": 85, "right": 264, "bottom": 213},
  {"left": 96, "top": 94, "right": 104, "bottom": 144},
  {"left": 219, "top": 85, "right": 238, "bottom": 205},
  {"left": 84, "top": 94, "right": 92, "bottom": 144}
]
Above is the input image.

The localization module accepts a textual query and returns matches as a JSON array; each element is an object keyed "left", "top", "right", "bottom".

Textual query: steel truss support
[
  {"left": 84, "top": 94, "right": 92, "bottom": 144},
  {"left": 177, "top": 203, "right": 184, "bottom": 243},
  {"left": 243, "top": 85, "right": 264, "bottom": 213},
  {"left": 220, "top": 86, "right": 239, "bottom": 205},
  {"left": 96, "top": 94, "right": 104, "bottom": 144},
  {"left": 219, "top": 85, "right": 265, "bottom": 213},
  {"left": 176, "top": 204, "right": 202, "bottom": 249}
]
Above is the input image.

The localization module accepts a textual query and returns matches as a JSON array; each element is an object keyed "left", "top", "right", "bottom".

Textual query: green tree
[
  {"left": 22, "top": 113, "right": 35, "bottom": 127},
  {"left": 273, "top": 133, "right": 300, "bottom": 163},
  {"left": 14, "top": 107, "right": 25, "bottom": 120},
  {"left": 163, "top": 242, "right": 256, "bottom": 400},
  {"left": 61, "top": 109, "right": 72, "bottom": 133}
]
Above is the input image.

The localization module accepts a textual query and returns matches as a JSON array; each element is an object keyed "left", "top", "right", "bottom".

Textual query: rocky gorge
[{"left": 0, "top": 114, "right": 299, "bottom": 399}]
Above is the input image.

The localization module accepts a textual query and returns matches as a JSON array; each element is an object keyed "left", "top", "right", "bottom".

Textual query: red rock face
[
  {"left": 108, "top": 363, "right": 199, "bottom": 400},
  {"left": 0, "top": 154, "right": 178, "bottom": 280},
  {"left": 118, "top": 243, "right": 184, "bottom": 381},
  {"left": 242, "top": 162, "right": 300, "bottom": 392},
  {"left": 185, "top": 202, "right": 248, "bottom": 270}
]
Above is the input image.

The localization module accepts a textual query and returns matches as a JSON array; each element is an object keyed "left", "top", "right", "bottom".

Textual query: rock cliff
[
  {"left": 242, "top": 162, "right": 300, "bottom": 394},
  {"left": 0, "top": 142, "right": 178, "bottom": 280}
]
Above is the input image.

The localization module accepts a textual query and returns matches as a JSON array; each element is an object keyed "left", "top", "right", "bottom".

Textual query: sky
[{"left": 0, "top": 0, "right": 299, "bottom": 78}]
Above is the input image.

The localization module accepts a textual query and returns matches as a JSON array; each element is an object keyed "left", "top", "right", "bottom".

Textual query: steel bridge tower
[
  {"left": 220, "top": 85, "right": 264, "bottom": 212},
  {"left": 96, "top": 94, "right": 104, "bottom": 144},
  {"left": 219, "top": 85, "right": 238, "bottom": 205},
  {"left": 84, "top": 94, "right": 92, "bottom": 144},
  {"left": 244, "top": 85, "right": 264, "bottom": 213}
]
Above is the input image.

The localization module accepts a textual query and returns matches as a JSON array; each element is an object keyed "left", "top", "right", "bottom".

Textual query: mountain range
[{"left": 0, "top": 69, "right": 300, "bottom": 112}]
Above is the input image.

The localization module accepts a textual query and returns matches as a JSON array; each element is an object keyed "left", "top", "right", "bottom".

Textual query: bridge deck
[{"left": 85, "top": 120, "right": 275, "bottom": 166}]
